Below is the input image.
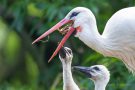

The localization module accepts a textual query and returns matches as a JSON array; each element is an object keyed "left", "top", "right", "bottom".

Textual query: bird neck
[
  {"left": 62, "top": 62, "right": 80, "bottom": 90},
  {"left": 94, "top": 80, "right": 107, "bottom": 90},
  {"left": 76, "top": 22, "right": 112, "bottom": 56}
]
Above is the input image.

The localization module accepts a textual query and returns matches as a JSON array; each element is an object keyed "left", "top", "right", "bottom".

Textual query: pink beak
[{"left": 32, "top": 18, "right": 75, "bottom": 62}]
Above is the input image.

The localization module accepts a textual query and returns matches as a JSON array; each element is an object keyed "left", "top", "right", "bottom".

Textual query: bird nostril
[{"left": 90, "top": 70, "right": 94, "bottom": 73}]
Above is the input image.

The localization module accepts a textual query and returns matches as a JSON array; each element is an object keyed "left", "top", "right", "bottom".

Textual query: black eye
[
  {"left": 93, "top": 66, "right": 100, "bottom": 71},
  {"left": 70, "top": 12, "right": 79, "bottom": 19}
]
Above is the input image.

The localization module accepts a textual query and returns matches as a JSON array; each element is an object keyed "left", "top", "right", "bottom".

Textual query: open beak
[
  {"left": 59, "top": 47, "right": 67, "bottom": 59},
  {"left": 32, "top": 18, "right": 75, "bottom": 62}
]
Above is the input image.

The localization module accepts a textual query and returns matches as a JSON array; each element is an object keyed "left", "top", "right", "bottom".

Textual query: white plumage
[
  {"left": 65, "top": 7, "right": 135, "bottom": 73},
  {"left": 32, "top": 6, "right": 135, "bottom": 73},
  {"left": 59, "top": 47, "right": 80, "bottom": 90},
  {"left": 73, "top": 65, "right": 110, "bottom": 90},
  {"left": 59, "top": 47, "right": 110, "bottom": 90}
]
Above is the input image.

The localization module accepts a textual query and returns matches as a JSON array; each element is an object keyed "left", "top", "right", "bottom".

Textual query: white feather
[
  {"left": 66, "top": 7, "right": 135, "bottom": 73},
  {"left": 103, "top": 7, "right": 135, "bottom": 73},
  {"left": 59, "top": 47, "right": 110, "bottom": 90}
]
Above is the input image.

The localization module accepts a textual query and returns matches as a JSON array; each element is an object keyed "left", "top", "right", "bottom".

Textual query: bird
[
  {"left": 59, "top": 47, "right": 80, "bottom": 90},
  {"left": 73, "top": 65, "right": 110, "bottom": 90},
  {"left": 59, "top": 47, "right": 110, "bottom": 90},
  {"left": 32, "top": 7, "right": 135, "bottom": 73}
]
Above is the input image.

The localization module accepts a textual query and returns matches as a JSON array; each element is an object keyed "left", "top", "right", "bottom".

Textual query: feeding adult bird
[
  {"left": 73, "top": 65, "right": 110, "bottom": 90},
  {"left": 32, "top": 7, "right": 135, "bottom": 72},
  {"left": 59, "top": 47, "right": 80, "bottom": 90},
  {"left": 59, "top": 47, "right": 110, "bottom": 90}
]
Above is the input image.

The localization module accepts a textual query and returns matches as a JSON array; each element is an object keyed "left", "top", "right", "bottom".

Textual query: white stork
[
  {"left": 73, "top": 65, "right": 110, "bottom": 90},
  {"left": 59, "top": 47, "right": 80, "bottom": 90},
  {"left": 59, "top": 47, "right": 110, "bottom": 90},
  {"left": 32, "top": 7, "right": 135, "bottom": 73}
]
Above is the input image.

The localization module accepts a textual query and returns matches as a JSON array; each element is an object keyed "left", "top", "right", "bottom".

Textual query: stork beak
[
  {"left": 32, "top": 19, "right": 71, "bottom": 44},
  {"left": 73, "top": 66, "right": 92, "bottom": 78},
  {"left": 48, "top": 27, "right": 75, "bottom": 62},
  {"left": 59, "top": 47, "right": 66, "bottom": 59},
  {"left": 32, "top": 18, "right": 75, "bottom": 62}
]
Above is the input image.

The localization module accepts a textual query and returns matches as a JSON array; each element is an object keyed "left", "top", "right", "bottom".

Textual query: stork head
[
  {"left": 73, "top": 65, "right": 110, "bottom": 84},
  {"left": 59, "top": 47, "right": 73, "bottom": 64},
  {"left": 32, "top": 7, "right": 95, "bottom": 62},
  {"left": 65, "top": 7, "right": 96, "bottom": 29}
]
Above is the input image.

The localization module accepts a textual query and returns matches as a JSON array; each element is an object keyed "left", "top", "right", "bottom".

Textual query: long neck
[
  {"left": 94, "top": 81, "right": 107, "bottom": 90},
  {"left": 62, "top": 62, "right": 80, "bottom": 90},
  {"left": 77, "top": 21, "right": 113, "bottom": 56}
]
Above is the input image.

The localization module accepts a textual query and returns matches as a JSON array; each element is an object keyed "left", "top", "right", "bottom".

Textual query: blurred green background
[{"left": 0, "top": 0, "right": 135, "bottom": 90}]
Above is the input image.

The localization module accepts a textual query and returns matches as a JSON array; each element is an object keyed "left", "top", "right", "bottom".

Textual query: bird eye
[
  {"left": 93, "top": 66, "right": 100, "bottom": 71},
  {"left": 70, "top": 12, "right": 79, "bottom": 19}
]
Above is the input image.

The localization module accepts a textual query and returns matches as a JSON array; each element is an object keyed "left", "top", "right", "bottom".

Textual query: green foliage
[
  {"left": 5, "top": 31, "right": 21, "bottom": 61},
  {"left": 0, "top": 0, "right": 135, "bottom": 90}
]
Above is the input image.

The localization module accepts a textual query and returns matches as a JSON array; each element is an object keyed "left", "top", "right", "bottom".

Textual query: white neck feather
[
  {"left": 76, "top": 21, "right": 113, "bottom": 57},
  {"left": 62, "top": 62, "right": 80, "bottom": 90},
  {"left": 62, "top": 62, "right": 109, "bottom": 90},
  {"left": 94, "top": 80, "right": 107, "bottom": 90},
  {"left": 75, "top": 14, "right": 135, "bottom": 72}
]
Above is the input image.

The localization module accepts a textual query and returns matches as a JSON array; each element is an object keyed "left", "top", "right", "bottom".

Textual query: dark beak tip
[
  {"left": 59, "top": 47, "right": 67, "bottom": 58},
  {"left": 72, "top": 66, "right": 80, "bottom": 70},
  {"left": 73, "top": 66, "right": 92, "bottom": 78}
]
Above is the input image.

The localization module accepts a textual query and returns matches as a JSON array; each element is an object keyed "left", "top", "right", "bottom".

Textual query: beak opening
[
  {"left": 32, "top": 18, "right": 71, "bottom": 44},
  {"left": 32, "top": 18, "right": 75, "bottom": 62},
  {"left": 59, "top": 47, "right": 66, "bottom": 59},
  {"left": 48, "top": 27, "right": 75, "bottom": 62}
]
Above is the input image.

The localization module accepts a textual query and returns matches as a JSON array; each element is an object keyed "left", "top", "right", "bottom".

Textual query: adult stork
[
  {"left": 32, "top": 7, "right": 135, "bottom": 72},
  {"left": 59, "top": 47, "right": 110, "bottom": 90}
]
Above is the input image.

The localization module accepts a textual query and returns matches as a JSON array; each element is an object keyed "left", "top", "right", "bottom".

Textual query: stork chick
[
  {"left": 59, "top": 47, "right": 80, "bottom": 90},
  {"left": 73, "top": 65, "right": 110, "bottom": 90},
  {"left": 59, "top": 47, "right": 110, "bottom": 90}
]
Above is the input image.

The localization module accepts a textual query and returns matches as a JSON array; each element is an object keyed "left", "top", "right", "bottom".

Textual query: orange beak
[{"left": 32, "top": 18, "right": 75, "bottom": 62}]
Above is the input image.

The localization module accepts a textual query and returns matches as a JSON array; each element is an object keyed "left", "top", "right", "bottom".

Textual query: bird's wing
[{"left": 102, "top": 7, "right": 135, "bottom": 73}]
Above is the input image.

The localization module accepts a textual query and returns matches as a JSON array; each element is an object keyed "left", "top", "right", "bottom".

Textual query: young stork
[
  {"left": 32, "top": 7, "right": 135, "bottom": 73},
  {"left": 59, "top": 47, "right": 80, "bottom": 90},
  {"left": 73, "top": 65, "right": 110, "bottom": 90},
  {"left": 59, "top": 47, "right": 110, "bottom": 90}
]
